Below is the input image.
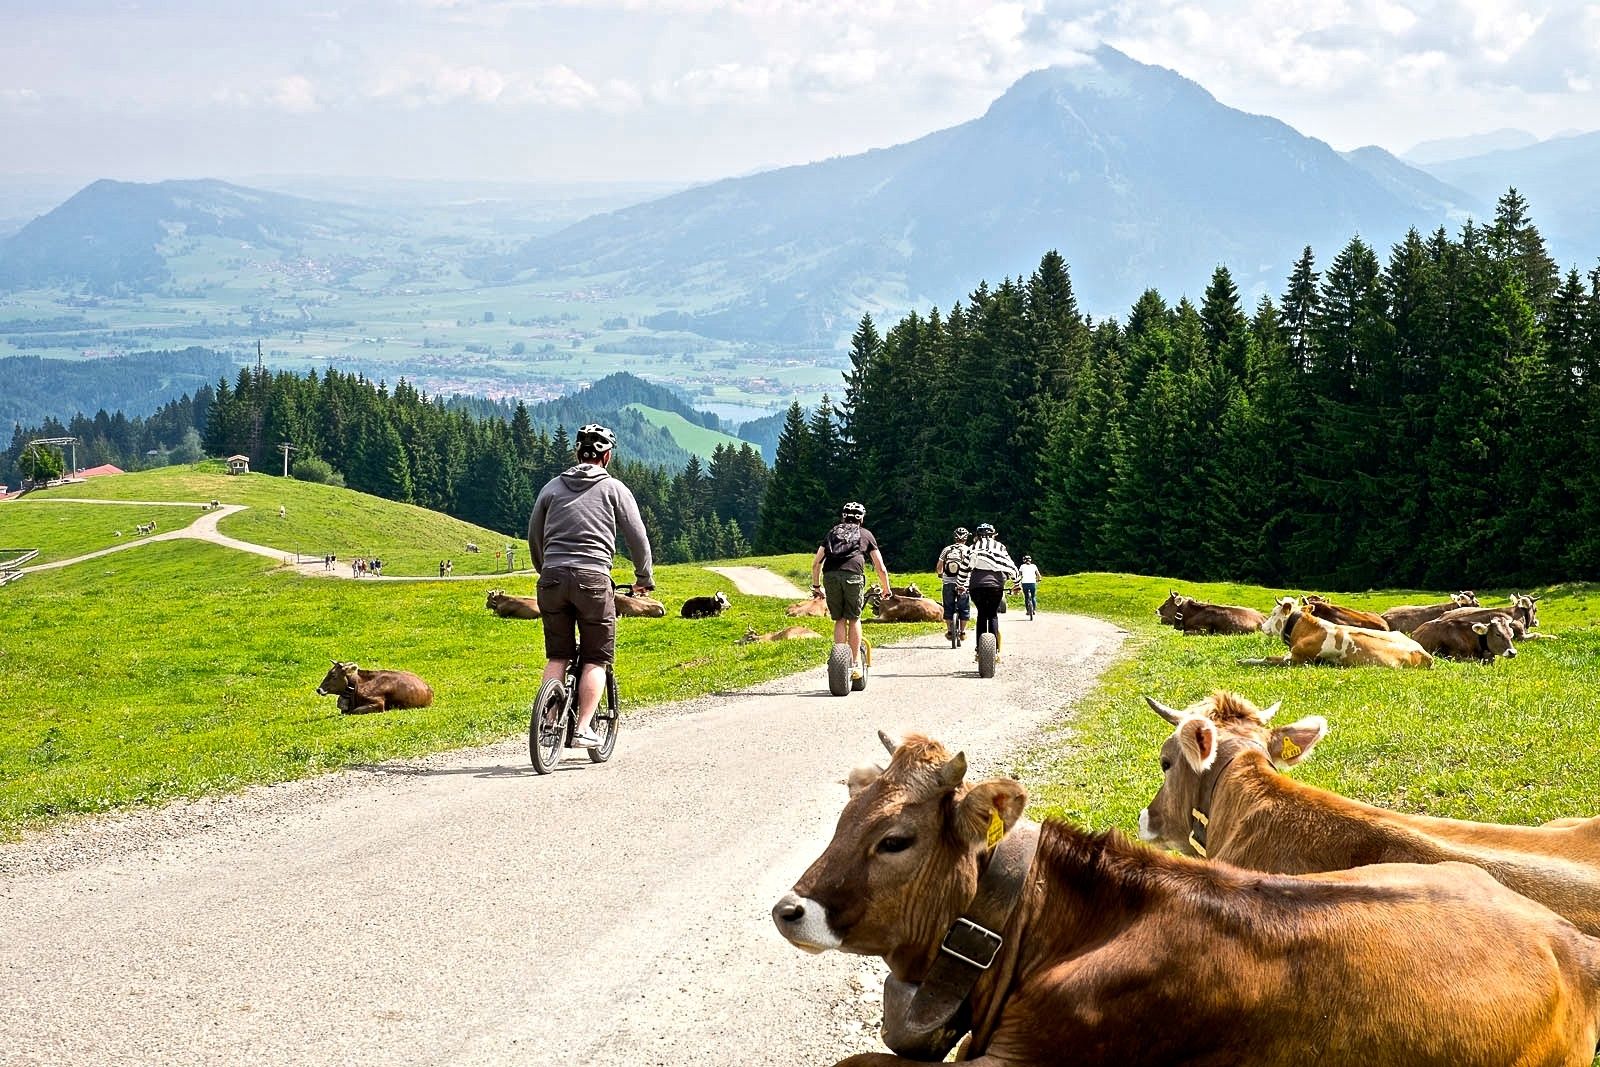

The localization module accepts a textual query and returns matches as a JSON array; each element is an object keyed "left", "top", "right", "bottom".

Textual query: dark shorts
[
  {"left": 823, "top": 570, "right": 866, "bottom": 620},
  {"left": 537, "top": 566, "right": 617, "bottom": 666}
]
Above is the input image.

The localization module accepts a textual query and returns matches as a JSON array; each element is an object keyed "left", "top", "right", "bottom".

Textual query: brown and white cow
[
  {"left": 1250, "top": 596, "right": 1432, "bottom": 667},
  {"left": 1301, "top": 593, "right": 1389, "bottom": 630},
  {"left": 1138, "top": 692, "right": 1600, "bottom": 937},
  {"left": 1411, "top": 613, "right": 1518, "bottom": 660},
  {"left": 773, "top": 732, "right": 1600, "bottom": 1067},
  {"left": 1155, "top": 590, "right": 1265, "bottom": 635},
  {"left": 1379, "top": 590, "right": 1480, "bottom": 633}
]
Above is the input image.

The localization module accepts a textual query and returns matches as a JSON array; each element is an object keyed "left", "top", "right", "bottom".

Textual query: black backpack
[{"left": 822, "top": 523, "right": 864, "bottom": 570}]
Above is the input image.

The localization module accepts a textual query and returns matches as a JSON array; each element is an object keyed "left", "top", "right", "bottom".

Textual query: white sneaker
[{"left": 569, "top": 728, "right": 603, "bottom": 749}]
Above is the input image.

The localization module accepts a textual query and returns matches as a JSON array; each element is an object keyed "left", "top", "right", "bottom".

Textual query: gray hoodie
[{"left": 527, "top": 463, "right": 654, "bottom": 588}]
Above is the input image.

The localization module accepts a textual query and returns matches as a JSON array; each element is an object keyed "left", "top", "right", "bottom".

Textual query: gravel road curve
[
  {"left": 705, "top": 565, "right": 811, "bottom": 599},
  {"left": 0, "top": 612, "right": 1124, "bottom": 1067}
]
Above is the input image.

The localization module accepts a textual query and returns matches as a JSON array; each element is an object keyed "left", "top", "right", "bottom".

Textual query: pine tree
[{"left": 755, "top": 402, "right": 815, "bottom": 553}]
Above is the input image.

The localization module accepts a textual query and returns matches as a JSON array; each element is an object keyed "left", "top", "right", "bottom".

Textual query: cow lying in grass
[
  {"left": 1411, "top": 613, "right": 1518, "bottom": 660},
  {"left": 1380, "top": 590, "right": 1479, "bottom": 633},
  {"left": 1439, "top": 594, "right": 1549, "bottom": 640},
  {"left": 1138, "top": 691, "right": 1600, "bottom": 937},
  {"left": 787, "top": 595, "right": 830, "bottom": 618},
  {"left": 1301, "top": 593, "right": 1389, "bottom": 630},
  {"left": 681, "top": 591, "right": 731, "bottom": 618},
  {"left": 485, "top": 589, "right": 541, "bottom": 619},
  {"left": 1246, "top": 596, "right": 1432, "bottom": 667},
  {"left": 1155, "top": 590, "right": 1264, "bottom": 634},
  {"left": 315, "top": 661, "right": 434, "bottom": 714},
  {"left": 773, "top": 731, "right": 1600, "bottom": 1067},
  {"left": 738, "top": 625, "right": 823, "bottom": 644},
  {"left": 615, "top": 589, "right": 667, "bottom": 617},
  {"left": 866, "top": 588, "right": 944, "bottom": 623}
]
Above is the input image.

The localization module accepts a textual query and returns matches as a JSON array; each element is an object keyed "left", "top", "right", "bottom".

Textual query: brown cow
[
  {"left": 1138, "top": 692, "right": 1600, "bottom": 937},
  {"left": 774, "top": 732, "right": 1600, "bottom": 1067},
  {"left": 485, "top": 589, "right": 541, "bottom": 619},
  {"left": 1379, "top": 590, "right": 1480, "bottom": 633},
  {"left": 1249, "top": 596, "right": 1432, "bottom": 667},
  {"left": 788, "top": 594, "right": 830, "bottom": 618},
  {"left": 315, "top": 661, "right": 434, "bottom": 714},
  {"left": 1412, "top": 613, "right": 1518, "bottom": 660},
  {"left": 865, "top": 588, "right": 944, "bottom": 623},
  {"left": 615, "top": 590, "right": 667, "bottom": 617},
  {"left": 1440, "top": 594, "right": 1544, "bottom": 638},
  {"left": 889, "top": 583, "right": 924, "bottom": 599},
  {"left": 1155, "top": 590, "right": 1264, "bottom": 635},
  {"left": 1301, "top": 593, "right": 1389, "bottom": 630},
  {"left": 739, "top": 625, "right": 824, "bottom": 644}
]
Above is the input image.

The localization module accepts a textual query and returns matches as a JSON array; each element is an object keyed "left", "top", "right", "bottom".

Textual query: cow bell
[{"left": 880, "top": 974, "right": 968, "bottom": 1062}]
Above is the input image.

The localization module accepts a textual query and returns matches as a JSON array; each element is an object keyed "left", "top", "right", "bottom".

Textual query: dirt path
[
  {"left": 707, "top": 564, "right": 810, "bottom": 599},
  {"left": 0, "top": 613, "right": 1125, "bottom": 1067},
  {"left": 12, "top": 499, "right": 530, "bottom": 582}
]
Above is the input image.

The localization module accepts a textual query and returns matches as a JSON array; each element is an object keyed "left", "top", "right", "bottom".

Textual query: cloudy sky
[{"left": 2, "top": 0, "right": 1596, "bottom": 185}]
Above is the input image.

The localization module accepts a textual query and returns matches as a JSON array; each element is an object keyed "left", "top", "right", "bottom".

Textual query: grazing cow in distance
[
  {"left": 1380, "top": 591, "right": 1480, "bottom": 633},
  {"left": 773, "top": 731, "right": 1600, "bottom": 1067},
  {"left": 866, "top": 587, "right": 945, "bottom": 623},
  {"left": 1156, "top": 590, "right": 1265, "bottom": 635},
  {"left": 315, "top": 661, "right": 434, "bottom": 714},
  {"left": 1248, "top": 596, "right": 1432, "bottom": 667},
  {"left": 615, "top": 589, "right": 667, "bottom": 617},
  {"left": 1139, "top": 691, "right": 1600, "bottom": 937},
  {"left": 739, "top": 625, "right": 823, "bottom": 644},
  {"left": 786, "top": 594, "right": 830, "bottom": 618},
  {"left": 681, "top": 591, "right": 731, "bottom": 619},
  {"left": 1301, "top": 594, "right": 1389, "bottom": 630},
  {"left": 485, "top": 589, "right": 541, "bottom": 619},
  {"left": 1412, "top": 614, "right": 1518, "bottom": 661}
]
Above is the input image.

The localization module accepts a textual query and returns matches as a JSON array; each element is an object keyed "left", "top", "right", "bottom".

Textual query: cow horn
[
  {"left": 1144, "top": 696, "right": 1184, "bottom": 725},
  {"left": 936, "top": 752, "right": 967, "bottom": 790},
  {"left": 1260, "top": 700, "right": 1282, "bottom": 722},
  {"left": 878, "top": 730, "right": 899, "bottom": 755}
]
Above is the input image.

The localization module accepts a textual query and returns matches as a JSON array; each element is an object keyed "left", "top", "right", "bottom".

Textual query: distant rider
[
  {"left": 811, "top": 501, "right": 892, "bottom": 682},
  {"left": 528, "top": 423, "right": 654, "bottom": 749},
  {"left": 935, "top": 527, "right": 973, "bottom": 644},
  {"left": 957, "top": 522, "right": 1020, "bottom": 658},
  {"left": 1018, "top": 554, "right": 1040, "bottom": 616}
]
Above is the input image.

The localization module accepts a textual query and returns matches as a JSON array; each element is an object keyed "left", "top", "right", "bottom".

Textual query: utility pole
[
  {"left": 249, "top": 340, "right": 264, "bottom": 464},
  {"left": 279, "top": 442, "right": 298, "bottom": 478}
]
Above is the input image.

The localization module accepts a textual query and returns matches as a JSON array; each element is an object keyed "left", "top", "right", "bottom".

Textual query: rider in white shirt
[{"left": 1018, "top": 555, "right": 1040, "bottom": 616}]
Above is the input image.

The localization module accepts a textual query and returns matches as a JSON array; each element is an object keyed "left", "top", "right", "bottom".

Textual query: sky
[{"left": 2, "top": 0, "right": 1596, "bottom": 185}]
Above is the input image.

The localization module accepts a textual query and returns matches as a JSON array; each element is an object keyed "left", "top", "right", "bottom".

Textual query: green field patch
[
  {"left": 625, "top": 403, "right": 747, "bottom": 459},
  {"left": 0, "top": 501, "right": 194, "bottom": 564}
]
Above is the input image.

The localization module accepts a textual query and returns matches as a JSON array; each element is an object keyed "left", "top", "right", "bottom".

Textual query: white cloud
[{"left": 270, "top": 75, "right": 321, "bottom": 113}]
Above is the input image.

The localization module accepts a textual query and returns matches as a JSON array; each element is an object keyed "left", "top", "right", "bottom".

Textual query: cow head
[
  {"left": 1260, "top": 596, "right": 1300, "bottom": 636},
  {"left": 739, "top": 627, "right": 759, "bottom": 644},
  {"left": 1509, "top": 593, "right": 1539, "bottom": 629},
  {"left": 715, "top": 591, "right": 730, "bottom": 609},
  {"left": 1453, "top": 590, "right": 1480, "bottom": 607},
  {"left": 315, "top": 660, "right": 358, "bottom": 695},
  {"left": 1156, "top": 590, "right": 1189, "bottom": 626},
  {"left": 772, "top": 732, "right": 1026, "bottom": 978},
  {"left": 1473, "top": 618, "right": 1518, "bottom": 659},
  {"left": 485, "top": 590, "right": 503, "bottom": 609},
  {"left": 1137, "top": 692, "right": 1326, "bottom": 854}
]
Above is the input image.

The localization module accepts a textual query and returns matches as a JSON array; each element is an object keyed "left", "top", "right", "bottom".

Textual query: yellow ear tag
[
  {"left": 986, "top": 810, "right": 1005, "bottom": 848},
  {"left": 1279, "top": 736, "right": 1302, "bottom": 760}
]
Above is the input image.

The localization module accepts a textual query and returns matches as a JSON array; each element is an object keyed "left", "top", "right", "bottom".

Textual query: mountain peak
[{"left": 987, "top": 46, "right": 1214, "bottom": 119}]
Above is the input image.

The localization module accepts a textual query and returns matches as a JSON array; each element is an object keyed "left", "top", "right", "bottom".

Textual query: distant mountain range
[
  {"left": 0, "top": 178, "right": 384, "bottom": 293},
  {"left": 1404, "top": 129, "right": 1540, "bottom": 166},
  {"left": 471, "top": 47, "right": 1483, "bottom": 341}
]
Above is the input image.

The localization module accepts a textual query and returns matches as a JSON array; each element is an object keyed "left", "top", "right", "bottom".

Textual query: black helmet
[
  {"left": 953, "top": 527, "right": 970, "bottom": 542},
  {"left": 576, "top": 423, "right": 617, "bottom": 458},
  {"left": 976, "top": 522, "right": 996, "bottom": 537},
  {"left": 841, "top": 501, "right": 866, "bottom": 520},
  {"left": 1022, "top": 554, "right": 1033, "bottom": 562}
]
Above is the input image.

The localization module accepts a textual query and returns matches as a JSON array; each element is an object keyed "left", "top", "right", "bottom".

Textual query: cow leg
[{"left": 343, "top": 700, "right": 386, "bottom": 714}]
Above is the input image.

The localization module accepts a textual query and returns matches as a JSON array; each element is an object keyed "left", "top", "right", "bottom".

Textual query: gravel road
[
  {"left": 0, "top": 612, "right": 1124, "bottom": 1067},
  {"left": 705, "top": 565, "right": 810, "bottom": 599}
]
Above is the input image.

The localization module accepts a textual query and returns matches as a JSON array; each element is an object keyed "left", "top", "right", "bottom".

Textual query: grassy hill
[
  {"left": 625, "top": 404, "right": 746, "bottom": 460},
  {"left": 20, "top": 462, "right": 516, "bottom": 576}
]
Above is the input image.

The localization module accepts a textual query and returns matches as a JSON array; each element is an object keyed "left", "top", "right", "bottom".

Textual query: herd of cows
[{"left": 1157, "top": 588, "right": 1545, "bottom": 666}]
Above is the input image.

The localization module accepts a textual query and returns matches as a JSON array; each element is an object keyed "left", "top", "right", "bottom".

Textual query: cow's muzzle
[
  {"left": 315, "top": 687, "right": 328, "bottom": 695},
  {"left": 771, "top": 892, "right": 840, "bottom": 954}
]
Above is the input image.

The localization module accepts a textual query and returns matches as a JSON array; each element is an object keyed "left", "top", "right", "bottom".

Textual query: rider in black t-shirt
[{"left": 810, "top": 501, "right": 892, "bottom": 681}]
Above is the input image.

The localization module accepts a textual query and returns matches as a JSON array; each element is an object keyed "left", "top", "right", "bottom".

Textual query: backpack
[
  {"left": 941, "top": 547, "right": 964, "bottom": 579},
  {"left": 822, "top": 523, "right": 864, "bottom": 570}
]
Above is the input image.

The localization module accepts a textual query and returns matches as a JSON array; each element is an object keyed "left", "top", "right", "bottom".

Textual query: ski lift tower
[
  {"left": 28, "top": 436, "right": 79, "bottom": 480},
  {"left": 278, "top": 442, "right": 299, "bottom": 478}
]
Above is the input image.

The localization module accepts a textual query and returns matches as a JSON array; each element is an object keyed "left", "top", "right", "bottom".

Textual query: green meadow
[
  {"left": 625, "top": 403, "right": 748, "bottom": 459},
  {"left": 0, "top": 501, "right": 192, "bottom": 564}
]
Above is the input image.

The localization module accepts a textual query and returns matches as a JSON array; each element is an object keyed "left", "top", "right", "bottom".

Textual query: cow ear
[
  {"left": 1259, "top": 700, "right": 1281, "bottom": 723},
  {"left": 1176, "top": 718, "right": 1218, "bottom": 772},
  {"left": 845, "top": 763, "right": 884, "bottom": 797},
  {"left": 935, "top": 752, "right": 968, "bottom": 791},
  {"left": 1472, "top": 622, "right": 1489, "bottom": 635},
  {"left": 1144, "top": 696, "right": 1184, "bottom": 725},
  {"left": 956, "top": 778, "right": 1028, "bottom": 848},
  {"left": 1268, "top": 716, "right": 1328, "bottom": 767}
]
